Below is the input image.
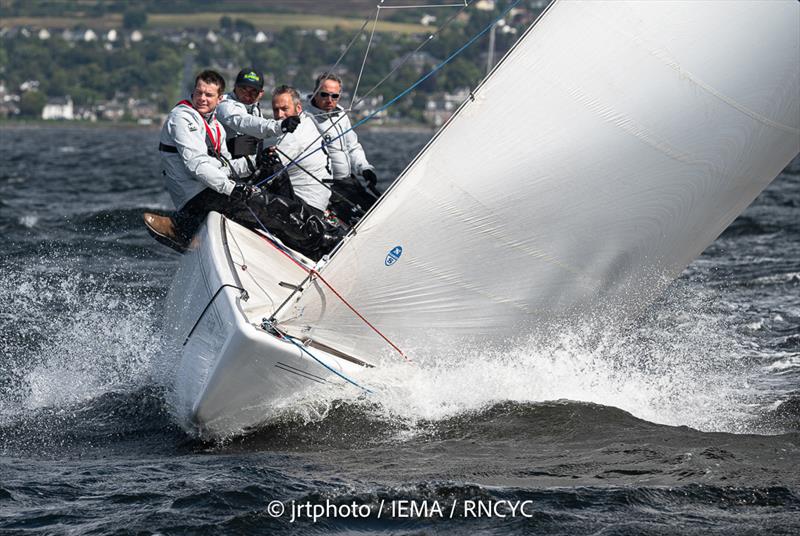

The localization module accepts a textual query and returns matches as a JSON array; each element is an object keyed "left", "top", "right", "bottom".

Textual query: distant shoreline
[
  {"left": 0, "top": 118, "right": 434, "bottom": 133},
  {"left": 0, "top": 118, "right": 160, "bottom": 130}
]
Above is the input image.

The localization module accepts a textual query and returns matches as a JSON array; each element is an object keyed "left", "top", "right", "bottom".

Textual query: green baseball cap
[{"left": 235, "top": 68, "right": 264, "bottom": 90}]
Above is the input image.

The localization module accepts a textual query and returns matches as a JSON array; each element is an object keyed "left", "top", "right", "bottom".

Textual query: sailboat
[{"left": 162, "top": 0, "right": 800, "bottom": 438}]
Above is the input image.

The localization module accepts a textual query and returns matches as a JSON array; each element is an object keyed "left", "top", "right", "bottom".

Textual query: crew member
[
  {"left": 271, "top": 85, "right": 333, "bottom": 214},
  {"left": 216, "top": 67, "right": 300, "bottom": 170},
  {"left": 143, "top": 70, "right": 340, "bottom": 260},
  {"left": 305, "top": 72, "right": 379, "bottom": 224}
]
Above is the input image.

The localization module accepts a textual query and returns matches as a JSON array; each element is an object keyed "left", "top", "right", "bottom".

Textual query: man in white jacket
[
  {"left": 144, "top": 71, "right": 340, "bottom": 259},
  {"left": 216, "top": 67, "right": 300, "bottom": 169},
  {"left": 149, "top": 70, "right": 252, "bottom": 240},
  {"left": 270, "top": 85, "right": 333, "bottom": 214},
  {"left": 305, "top": 73, "right": 379, "bottom": 224}
]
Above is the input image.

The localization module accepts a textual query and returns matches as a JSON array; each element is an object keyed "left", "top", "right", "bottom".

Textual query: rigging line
[
  {"left": 257, "top": 1, "right": 514, "bottom": 190},
  {"left": 271, "top": 0, "right": 472, "bottom": 169},
  {"left": 245, "top": 204, "right": 308, "bottom": 267},
  {"left": 278, "top": 328, "right": 374, "bottom": 393},
  {"left": 256, "top": 48, "right": 373, "bottom": 189},
  {"left": 309, "top": 16, "right": 372, "bottom": 105},
  {"left": 310, "top": 0, "right": 470, "bottom": 136},
  {"left": 226, "top": 223, "right": 278, "bottom": 310},
  {"left": 291, "top": 16, "right": 377, "bottom": 173},
  {"left": 273, "top": 146, "right": 366, "bottom": 216},
  {"left": 350, "top": 5, "right": 382, "bottom": 109},
  {"left": 350, "top": 0, "right": 522, "bottom": 132},
  {"left": 253, "top": 112, "right": 352, "bottom": 192},
  {"left": 257, "top": 2, "right": 473, "bottom": 189},
  {"left": 309, "top": 268, "right": 413, "bottom": 363},
  {"left": 352, "top": 0, "right": 472, "bottom": 107}
]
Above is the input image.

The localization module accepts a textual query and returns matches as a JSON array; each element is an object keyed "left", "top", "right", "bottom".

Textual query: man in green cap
[{"left": 216, "top": 67, "right": 301, "bottom": 171}]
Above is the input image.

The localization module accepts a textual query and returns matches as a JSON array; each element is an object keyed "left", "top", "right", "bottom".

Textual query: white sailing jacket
[
  {"left": 304, "top": 98, "right": 374, "bottom": 181},
  {"left": 216, "top": 93, "right": 283, "bottom": 140},
  {"left": 275, "top": 112, "right": 332, "bottom": 212},
  {"left": 159, "top": 102, "right": 250, "bottom": 210}
]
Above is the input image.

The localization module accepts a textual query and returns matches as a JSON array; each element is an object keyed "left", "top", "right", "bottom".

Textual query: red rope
[
  {"left": 255, "top": 231, "right": 309, "bottom": 272},
  {"left": 310, "top": 269, "right": 412, "bottom": 363},
  {"left": 242, "top": 221, "right": 409, "bottom": 363}
]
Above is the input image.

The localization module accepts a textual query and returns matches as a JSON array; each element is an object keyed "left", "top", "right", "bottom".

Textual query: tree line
[{"left": 1, "top": 4, "right": 528, "bottom": 119}]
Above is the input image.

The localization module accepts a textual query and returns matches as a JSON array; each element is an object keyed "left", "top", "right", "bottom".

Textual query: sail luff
[{"left": 330, "top": 0, "right": 559, "bottom": 245}]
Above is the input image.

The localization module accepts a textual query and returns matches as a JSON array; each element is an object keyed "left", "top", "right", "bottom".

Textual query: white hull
[{"left": 162, "top": 212, "right": 367, "bottom": 438}]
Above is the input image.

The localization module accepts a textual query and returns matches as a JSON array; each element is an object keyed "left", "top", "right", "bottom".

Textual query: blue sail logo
[{"left": 385, "top": 246, "right": 403, "bottom": 266}]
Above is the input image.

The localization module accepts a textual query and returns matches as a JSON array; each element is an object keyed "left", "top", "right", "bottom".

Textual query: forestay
[{"left": 275, "top": 0, "right": 800, "bottom": 361}]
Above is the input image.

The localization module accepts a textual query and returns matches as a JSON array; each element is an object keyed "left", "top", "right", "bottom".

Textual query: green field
[
  {"left": 1, "top": 12, "right": 428, "bottom": 34},
  {"left": 150, "top": 12, "right": 427, "bottom": 33}
]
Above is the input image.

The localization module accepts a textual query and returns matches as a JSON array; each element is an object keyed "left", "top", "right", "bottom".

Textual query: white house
[
  {"left": 420, "top": 14, "right": 437, "bottom": 26},
  {"left": 42, "top": 96, "right": 74, "bottom": 120}
]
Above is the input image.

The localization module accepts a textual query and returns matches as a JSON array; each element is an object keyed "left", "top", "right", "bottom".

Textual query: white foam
[
  {"left": 286, "top": 283, "right": 765, "bottom": 434},
  {"left": 1, "top": 263, "right": 778, "bottom": 436},
  {"left": 0, "top": 266, "right": 161, "bottom": 424},
  {"left": 19, "top": 215, "right": 39, "bottom": 228}
]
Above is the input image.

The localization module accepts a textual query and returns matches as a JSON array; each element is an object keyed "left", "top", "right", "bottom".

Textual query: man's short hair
[
  {"left": 272, "top": 85, "right": 302, "bottom": 107},
  {"left": 194, "top": 70, "right": 226, "bottom": 94},
  {"left": 314, "top": 72, "right": 342, "bottom": 90}
]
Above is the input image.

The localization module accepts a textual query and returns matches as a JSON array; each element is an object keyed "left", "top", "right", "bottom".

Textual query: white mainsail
[{"left": 276, "top": 0, "right": 800, "bottom": 361}]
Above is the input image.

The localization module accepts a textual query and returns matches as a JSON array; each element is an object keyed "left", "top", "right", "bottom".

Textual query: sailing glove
[
  {"left": 362, "top": 169, "right": 378, "bottom": 189},
  {"left": 231, "top": 183, "right": 260, "bottom": 202},
  {"left": 280, "top": 116, "right": 301, "bottom": 133}
]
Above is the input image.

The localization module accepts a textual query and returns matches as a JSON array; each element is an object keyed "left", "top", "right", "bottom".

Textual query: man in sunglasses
[
  {"left": 216, "top": 67, "right": 301, "bottom": 171},
  {"left": 305, "top": 73, "right": 380, "bottom": 225}
]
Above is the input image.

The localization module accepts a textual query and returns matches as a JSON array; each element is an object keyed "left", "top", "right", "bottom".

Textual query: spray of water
[
  {"left": 276, "top": 280, "right": 762, "bottom": 434},
  {"left": 0, "top": 258, "right": 164, "bottom": 427},
  {"left": 0, "top": 254, "right": 774, "bottom": 439}
]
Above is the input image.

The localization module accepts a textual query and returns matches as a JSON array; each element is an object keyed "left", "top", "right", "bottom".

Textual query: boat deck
[{"left": 222, "top": 218, "right": 313, "bottom": 325}]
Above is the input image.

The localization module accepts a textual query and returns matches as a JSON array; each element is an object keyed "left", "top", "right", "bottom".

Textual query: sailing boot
[{"left": 143, "top": 212, "right": 189, "bottom": 253}]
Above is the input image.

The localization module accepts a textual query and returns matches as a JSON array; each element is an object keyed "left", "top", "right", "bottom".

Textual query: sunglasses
[{"left": 319, "top": 91, "right": 340, "bottom": 99}]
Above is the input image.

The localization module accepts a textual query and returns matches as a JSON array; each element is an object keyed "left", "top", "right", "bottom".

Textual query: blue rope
[
  {"left": 256, "top": 0, "right": 522, "bottom": 188},
  {"left": 283, "top": 333, "right": 374, "bottom": 394}
]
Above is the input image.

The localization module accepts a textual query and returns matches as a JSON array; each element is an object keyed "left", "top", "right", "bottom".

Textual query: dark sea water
[{"left": 1, "top": 124, "right": 798, "bottom": 535}]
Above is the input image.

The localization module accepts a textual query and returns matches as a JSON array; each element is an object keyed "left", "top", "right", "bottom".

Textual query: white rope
[
  {"left": 350, "top": 3, "right": 382, "bottom": 109},
  {"left": 309, "top": 16, "right": 371, "bottom": 104}
]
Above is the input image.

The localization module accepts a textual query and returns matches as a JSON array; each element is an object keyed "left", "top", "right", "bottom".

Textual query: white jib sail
[{"left": 276, "top": 0, "right": 800, "bottom": 362}]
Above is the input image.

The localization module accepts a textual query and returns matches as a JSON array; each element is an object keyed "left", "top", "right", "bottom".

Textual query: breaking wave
[
  {"left": 0, "top": 254, "right": 166, "bottom": 428},
  {"left": 268, "top": 279, "right": 788, "bottom": 436}
]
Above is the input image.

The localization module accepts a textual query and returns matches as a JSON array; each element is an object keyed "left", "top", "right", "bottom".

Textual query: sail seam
[
  {"left": 654, "top": 57, "right": 800, "bottom": 136},
  {"left": 591, "top": 4, "right": 800, "bottom": 136}
]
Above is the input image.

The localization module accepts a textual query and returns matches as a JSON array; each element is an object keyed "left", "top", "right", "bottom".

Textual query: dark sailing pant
[
  {"left": 174, "top": 188, "right": 343, "bottom": 261},
  {"left": 327, "top": 176, "right": 379, "bottom": 226}
]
